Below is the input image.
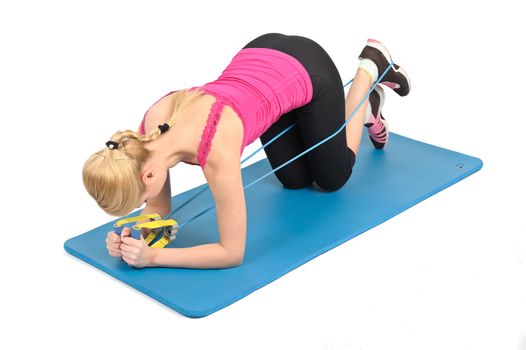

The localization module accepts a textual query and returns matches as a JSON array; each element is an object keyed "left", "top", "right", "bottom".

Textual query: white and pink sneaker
[
  {"left": 359, "top": 39, "right": 411, "bottom": 97},
  {"left": 365, "top": 85, "right": 389, "bottom": 149}
]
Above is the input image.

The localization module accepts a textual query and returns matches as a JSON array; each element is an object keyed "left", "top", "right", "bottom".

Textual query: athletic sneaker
[
  {"left": 365, "top": 85, "right": 389, "bottom": 149},
  {"left": 359, "top": 39, "right": 411, "bottom": 97}
]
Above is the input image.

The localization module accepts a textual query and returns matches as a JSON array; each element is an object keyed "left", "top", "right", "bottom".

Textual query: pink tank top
[{"left": 139, "top": 47, "right": 313, "bottom": 169}]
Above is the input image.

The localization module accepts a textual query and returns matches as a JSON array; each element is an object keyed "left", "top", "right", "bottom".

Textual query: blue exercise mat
[{"left": 64, "top": 132, "right": 482, "bottom": 317}]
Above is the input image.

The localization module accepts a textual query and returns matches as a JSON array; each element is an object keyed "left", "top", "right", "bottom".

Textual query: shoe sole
[
  {"left": 377, "top": 85, "right": 389, "bottom": 148},
  {"left": 376, "top": 84, "right": 385, "bottom": 113},
  {"left": 366, "top": 39, "right": 412, "bottom": 95},
  {"left": 370, "top": 85, "right": 389, "bottom": 149},
  {"left": 376, "top": 85, "right": 388, "bottom": 134}
]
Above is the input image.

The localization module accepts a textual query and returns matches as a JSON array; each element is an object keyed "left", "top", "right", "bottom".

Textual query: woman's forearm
[
  {"left": 150, "top": 243, "right": 242, "bottom": 269},
  {"left": 139, "top": 205, "right": 243, "bottom": 268}
]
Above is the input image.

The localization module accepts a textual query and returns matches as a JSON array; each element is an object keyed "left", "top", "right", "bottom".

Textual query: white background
[{"left": 1, "top": 0, "right": 524, "bottom": 349}]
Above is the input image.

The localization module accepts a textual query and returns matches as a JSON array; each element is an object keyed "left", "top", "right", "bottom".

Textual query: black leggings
[{"left": 242, "top": 33, "right": 356, "bottom": 191}]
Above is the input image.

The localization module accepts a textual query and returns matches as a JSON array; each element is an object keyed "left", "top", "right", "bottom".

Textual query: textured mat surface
[{"left": 64, "top": 132, "right": 483, "bottom": 317}]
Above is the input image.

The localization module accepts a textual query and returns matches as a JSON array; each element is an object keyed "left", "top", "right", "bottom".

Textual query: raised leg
[{"left": 344, "top": 67, "right": 372, "bottom": 156}]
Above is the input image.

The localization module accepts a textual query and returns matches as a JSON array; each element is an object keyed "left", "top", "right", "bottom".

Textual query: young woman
[{"left": 82, "top": 33, "right": 410, "bottom": 269}]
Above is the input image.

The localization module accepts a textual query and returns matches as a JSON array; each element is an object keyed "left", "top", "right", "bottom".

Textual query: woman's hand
[
  {"left": 106, "top": 230, "right": 123, "bottom": 257},
  {"left": 120, "top": 228, "right": 154, "bottom": 268}
]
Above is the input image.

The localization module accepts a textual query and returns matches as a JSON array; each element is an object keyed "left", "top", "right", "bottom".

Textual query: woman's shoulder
[
  {"left": 201, "top": 105, "right": 244, "bottom": 168},
  {"left": 140, "top": 91, "right": 178, "bottom": 134}
]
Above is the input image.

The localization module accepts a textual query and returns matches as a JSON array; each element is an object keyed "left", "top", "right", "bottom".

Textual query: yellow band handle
[
  {"left": 114, "top": 214, "right": 161, "bottom": 227},
  {"left": 133, "top": 219, "right": 177, "bottom": 231},
  {"left": 144, "top": 232, "right": 158, "bottom": 245},
  {"left": 150, "top": 236, "right": 170, "bottom": 249}
]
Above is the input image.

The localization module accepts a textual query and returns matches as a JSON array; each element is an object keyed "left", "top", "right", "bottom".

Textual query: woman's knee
[
  {"left": 312, "top": 148, "right": 355, "bottom": 191},
  {"left": 277, "top": 171, "right": 313, "bottom": 190},
  {"left": 283, "top": 180, "right": 313, "bottom": 190},
  {"left": 314, "top": 168, "right": 353, "bottom": 192}
]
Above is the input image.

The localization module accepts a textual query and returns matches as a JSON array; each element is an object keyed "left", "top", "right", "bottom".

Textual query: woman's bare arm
[
  {"left": 121, "top": 101, "right": 246, "bottom": 268},
  {"left": 148, "top": 152, "right": 247, "bottom": 268}
]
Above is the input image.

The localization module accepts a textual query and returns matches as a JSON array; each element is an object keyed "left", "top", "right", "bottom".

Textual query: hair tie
[
  {"left": 158, "top": 123, "right": 170, "bottom": 134},
  {"left": 106, "top": 140, "right": 119, "bottom": 150}
]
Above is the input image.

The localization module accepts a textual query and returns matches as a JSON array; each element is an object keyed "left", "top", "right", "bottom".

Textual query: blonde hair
[{"left": 82, "top": 88, "right": 206, "bottom": 217}]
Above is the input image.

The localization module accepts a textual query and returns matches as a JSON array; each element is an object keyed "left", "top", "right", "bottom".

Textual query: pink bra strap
[{"left": 197, "top": 98, "right": 226, "bottom": 169}]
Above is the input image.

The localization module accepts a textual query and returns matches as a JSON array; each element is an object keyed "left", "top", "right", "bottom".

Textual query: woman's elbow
[
  {"left": 219, "top": 238, "right": 245, "bottom": 267},
  {"left": 226, "top": 249, "right": 245, "bottom": 267}
]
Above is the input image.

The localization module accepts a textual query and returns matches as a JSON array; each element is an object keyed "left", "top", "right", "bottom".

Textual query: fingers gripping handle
[
  {"left": 113, "top": 214, "right": 161, "bottom": 240},
  {"left": 113, "top": 214, "right": 179, "bottom": 245},
  {"left": 113, "top": 225, "right": 142, "bottom": 240}
]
